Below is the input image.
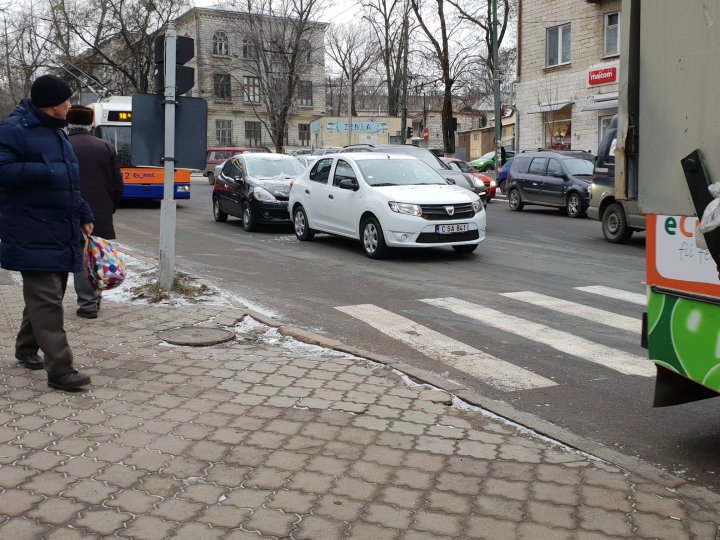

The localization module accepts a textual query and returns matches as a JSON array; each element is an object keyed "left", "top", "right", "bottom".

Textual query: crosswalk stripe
[
  {"left": 500, "top": 291, "right": 641, "bottom": 334},
  {"left": 334, "top": 304, "right": 556, "bottom": 392},
  {"left": 574, "top": 285, "right": 646, "bottom": 306},
  {"left": 421, "top": 297, "right": 654, "bottom": 377}
]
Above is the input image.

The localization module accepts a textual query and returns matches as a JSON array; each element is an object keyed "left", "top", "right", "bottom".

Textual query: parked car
[
  {"left": 470, "top": 149, "right": 515, "bottom": 172},
  {"left": 296, "top": 155, "right": 321, "bottom": 169},
  {"left": 289, "top": 149, "right": 312, "bottom": 156},
  {"left": 497, "top": 157, "right": 513, "bottom": 194},
  {"left": 339, "top": 144, "right": 487, "bottom": 204},
  {"left": 441, "top": 157, "right": 496, "bottom": 201},
  {"left": 212, "top": 153, "right": 305, "bottom": 231},
  {"left": 505, "top": 150, "right": 595, "bottom": 218},
  {"left": 311, "top": 147, "right": 342, "bottom": 156},
  {"left": 288, "top": 153, "right": 486, "bottom": 258},
  {"left": 587, "top": 116, "right": 645, "bottom": 242},
  {"left": 204, "top": 146, "right": 270, "bottom": 184}
]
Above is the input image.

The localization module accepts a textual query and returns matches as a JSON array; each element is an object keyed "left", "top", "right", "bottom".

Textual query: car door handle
[
  {"left": 305, "top": 189, "right": 310, "bottom": 194},
  {"left": 328, "top": 194, "right": 334, "bottom": 199},
  {"left": 532, "top": 182, "right": 539, "bottom": 186}
]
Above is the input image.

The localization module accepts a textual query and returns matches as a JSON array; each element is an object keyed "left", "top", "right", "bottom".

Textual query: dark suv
[
  {"left": 505, "top": 150, "right": 595, "bottom": 218},
  {"left": 339, "top": 144, "right": 487, "bottom": 204}
]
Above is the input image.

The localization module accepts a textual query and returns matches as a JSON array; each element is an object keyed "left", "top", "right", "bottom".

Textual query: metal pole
[
  {"left": 348, "top": 69, "right": 353, "bottom": 145},
  {"left": 400, "top": 1, "right": 409, "bottom": 142},
  {"left": 159, "top": 26, "right": 177, "bottom": 291},
  {"left": 492, "top": 0, "right": 503, "bottom": 167}
]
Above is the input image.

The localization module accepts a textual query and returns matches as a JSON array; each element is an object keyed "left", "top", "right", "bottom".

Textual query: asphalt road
[{"left": 114, "top": 176, "right": 720, "bottom": 492}]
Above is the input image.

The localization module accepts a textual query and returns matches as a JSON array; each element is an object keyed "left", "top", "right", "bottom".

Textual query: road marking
[
  {"left": 421, "top": 297, "right": 654, "bottom": 377},
  {"left": 574, "top": 285, "right": 646, "bottom": 306},
  {"left": 501, "top": 291, "right": 641, "bottom": 334},
  {"left": 334, "top": 304, "right": 556, "bottom": 392}
]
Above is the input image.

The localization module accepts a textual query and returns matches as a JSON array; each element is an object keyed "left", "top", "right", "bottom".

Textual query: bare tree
[
  {"left": 362, "top": 0, "right": 411, "bottom": 116},
  {"left": 326, "top": 24, "right": 378, "bottom": 116},
  {"left": 48, "top": 0, "right": 190, "bottom": 94},
  {"left": 0, "top": 2, "right": 55, "bottom": 115},
  {"left": 410, "top": 0, "right": 473, "bottom": 153},
  {"left": 224, "top": 0, "right": 326, "bottom": 153}
]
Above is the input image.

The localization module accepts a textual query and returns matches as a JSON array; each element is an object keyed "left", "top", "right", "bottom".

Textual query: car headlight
[
  {"left": 472, "top": 200, "right": 482, "bottom": 213},
  {"left": 253, "top": 186, "right": 277, "bottom": 202},
  {"left": 388, "top": 202, "right": 422, "bottom": 217},
  {"left": 471, "top": 177, "right": 484, "bottom": 188},
  {"left": 490, "top": 180, "right": 497, "bottom": 187}
]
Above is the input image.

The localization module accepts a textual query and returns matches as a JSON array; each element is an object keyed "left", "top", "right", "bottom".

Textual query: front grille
[
  {"left": 416, "top": 229, "right": 480, "bottom": 243},
  {"left": 420, "top": 203, "right": 475, "bottom": 221}
]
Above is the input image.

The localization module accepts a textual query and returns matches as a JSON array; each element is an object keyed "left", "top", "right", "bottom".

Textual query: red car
[{"left": 441, "top": 157, "right": 496, "bottom": 201}]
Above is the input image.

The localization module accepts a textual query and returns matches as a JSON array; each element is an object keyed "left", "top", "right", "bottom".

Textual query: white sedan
[{"left": 288, "top": 153, "right": 486, "bottom": 258}]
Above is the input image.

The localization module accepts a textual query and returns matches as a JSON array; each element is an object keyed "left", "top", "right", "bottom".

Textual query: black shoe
[
  {"left": 48, "top": 371, "right": 91, "bottom": 391},
  {"left": 16, "top": 353, "right": 44, "bottom": 370},
  {"left": 76, "top": 310, "right": 98, "bottom": 319}
]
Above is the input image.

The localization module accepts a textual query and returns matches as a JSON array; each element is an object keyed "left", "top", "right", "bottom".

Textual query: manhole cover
[{"left": 158, "top": 326, "right": 235, "bottom": 346}]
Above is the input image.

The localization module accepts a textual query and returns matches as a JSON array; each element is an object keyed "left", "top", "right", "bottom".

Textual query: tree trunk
[{"left": 443, "top": 84, "right": 455, "bottom": 154}]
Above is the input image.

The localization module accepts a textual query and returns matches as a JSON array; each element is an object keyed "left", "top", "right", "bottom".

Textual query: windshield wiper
[{"left": 371, "top": 183, "right": 396, "bottom": 187}]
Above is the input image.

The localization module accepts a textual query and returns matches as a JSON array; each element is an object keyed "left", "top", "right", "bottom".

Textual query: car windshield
[
  {"left": 377, "top": 147, "right": 448, "bottom": 169},
  {"left": 565, "top": 158, "right": 595, "bottom": 176},
  {"left": 245, "top": 157, "right": 304, "bottom": 178},
  {"left": 452, "top": 160, "right": 475, "bottom": 173},
  {"left": 480, "top": 151, "right": 495, "bottom": 160},
  {"left": 357, "top": 158, "right": 446, "bottom": 186}
]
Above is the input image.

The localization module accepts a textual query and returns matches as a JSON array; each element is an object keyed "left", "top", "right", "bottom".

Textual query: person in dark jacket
[
  {"left": 67, "top": 105, "right": 123, "bottom": 319},
  {"left": 0, "top": 75, "right": 94, "bottom": 391}
]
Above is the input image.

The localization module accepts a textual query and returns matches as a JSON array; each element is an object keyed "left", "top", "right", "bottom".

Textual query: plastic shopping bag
[
  {"left": 696, "top": 184, "right": 720, "bottom": 250},
  {"left": 84, "top": 235, "right": 127, "bottom": 291}
]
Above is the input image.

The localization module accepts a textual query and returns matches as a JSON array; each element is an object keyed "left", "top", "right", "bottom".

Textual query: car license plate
[{"left": 436, "top": 223, "right": 469, "bottom": 234}]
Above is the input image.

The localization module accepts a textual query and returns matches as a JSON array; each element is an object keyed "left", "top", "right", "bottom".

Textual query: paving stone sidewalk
[{"left": 0, "top": 276, "right": 719, "bottom": 539}]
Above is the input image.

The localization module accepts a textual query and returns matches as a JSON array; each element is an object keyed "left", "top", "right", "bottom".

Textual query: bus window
[{"left": 95, "top": 125, "right": 132, "bottom": 167}]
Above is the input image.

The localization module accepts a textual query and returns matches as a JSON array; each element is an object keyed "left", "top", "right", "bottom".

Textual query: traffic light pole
[
  {"left": 492, "top": 0, "right": 503, "bottom": 166},
  {"left": 159, "top": 26, "right": 177, "bottom": 291}
]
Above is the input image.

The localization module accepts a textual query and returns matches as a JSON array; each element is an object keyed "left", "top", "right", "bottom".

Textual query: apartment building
[
  {"left": 174, "top": 8, "right": 328, "bottom": 150},
  {"left": 515, "top": 0, "right": 621, "bottom": 153}
]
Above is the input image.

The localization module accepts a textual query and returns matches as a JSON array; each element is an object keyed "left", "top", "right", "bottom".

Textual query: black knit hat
[
  {"left": 67, "top": 105, "right": 94, "bottom": 126},
  {"left": 31, "top": 75, "right": 72, "bottom": 108}
]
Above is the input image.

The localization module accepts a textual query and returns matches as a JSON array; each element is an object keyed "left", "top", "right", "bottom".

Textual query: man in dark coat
[
  {"left": 67, "top": 105, "right": 123, "bottom": 319},
  {"left": 0, "top": 75, "right": 94, "bottom": 391}
]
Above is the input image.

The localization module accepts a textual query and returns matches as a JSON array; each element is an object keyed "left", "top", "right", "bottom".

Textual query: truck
[
  {"left": 614, "top": 0, "right": 720, "bottom": 406},
  {"left": 89, "top": 96, "right": 191, "bottom": 200}
]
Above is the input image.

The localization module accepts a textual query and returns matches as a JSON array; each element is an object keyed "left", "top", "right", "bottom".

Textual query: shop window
[
  {"left": 546, "top": 23, "right": 571, "bottom": 67},
  {"left": 543, "top": 105, "right": 572, "bottom": 150}
]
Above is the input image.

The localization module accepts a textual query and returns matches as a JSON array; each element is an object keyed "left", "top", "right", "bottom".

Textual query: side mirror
[
  {"left": 338, "top": 178, "right": 359, "bottom": 191},
  {"left": 233, "top": 173, "right": 243, "bottom": 182}
]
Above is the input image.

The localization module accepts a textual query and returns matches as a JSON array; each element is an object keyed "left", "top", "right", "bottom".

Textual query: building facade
[
  {"left": 174, "top": 8, "right": 327, "bottom": 150},
  {"left": 410, "top": 110, "right": 488, "bottom": 157},
  {"left": 310, "top": 117, "right": 403, "bottom": 148},
  {"left": 515, "top": 0, "right": 621, "bottom": 154}
]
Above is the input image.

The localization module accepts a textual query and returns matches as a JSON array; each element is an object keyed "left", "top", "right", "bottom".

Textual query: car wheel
[
  {"left": 293, "top": 206, "right": 315, "bottom": 241},
  {"left": 207, "top": 172, "right": 215, "bottom": 185},
  {"left": 452, "top": 243, "right": 478, "bottom": 254},
  {"left": 508, "top": 188, "right": 524, "bottom": 211},
  {"left": 212, "top": 196, "right": 228, "bottom": 222},
  {"left": 602, "top": 203, "right": 633, "bottom": 243},
  {"left": 361, "top": 217, "right": 388, "bottom": 259},
  {"left": 566, "top": 193, "right": 585, "bottom": 218},
  {"left": 241, "top": 202, "right": 256, "bottom": 232}
]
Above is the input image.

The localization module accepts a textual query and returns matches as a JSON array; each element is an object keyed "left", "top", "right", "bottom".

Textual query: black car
[
  {"left": 339, "top": 144, "right": 487, "bottom": 204},
  {"left": 212, "top": 153, "right": 305, "bottom": 231},
  {"left": 505, "top": 150, "right": 595, "bottom": 218}
]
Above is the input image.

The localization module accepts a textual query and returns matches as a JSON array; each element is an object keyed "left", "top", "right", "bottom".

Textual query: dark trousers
[
  {"left": 15, "top": 272, "right": 74, "bottom": 378},
  {"left": 74, "top": 270, "right": 99, "bottom": 314}
]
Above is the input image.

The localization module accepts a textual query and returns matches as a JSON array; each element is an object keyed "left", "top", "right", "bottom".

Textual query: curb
[{"left": 120, "top": 246, "right": 720, "bottom": 510}]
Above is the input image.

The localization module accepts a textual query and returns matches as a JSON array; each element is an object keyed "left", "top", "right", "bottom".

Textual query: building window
[
  {"left": 245, "top": 121, "right": 262, "bottom": 145},
  {"left": 543, "top": 106, "right": 572, "bottom": 150},
  {"left": 243, "top": 76, "right": 261, "bottom": 103},
  {"left": 299, "top": 124, "right": 310, "bottom": 146},
  {"left": 297, "top": 81, "right": 312, "bottom": 107},
  {"left": 473, "top": 133, "right": 479, "bottom": 141},
  {"left": 298, "top": 39, "right": 311, "bottom": 64},
  {"left": 216, "top": 119, "right": 233, "bottom": 146},
  {"left": 546, "top": 23, "right": 571, "bottom": 67},
  {"left": 213, "top": 31, "right": 229, "bottom": 56},
  {"left": 604, "top": 12, "right": 620, "bottom": 56},
  {"left": 242, "top": 38, "right": 257, "bottom": 59},
  {"left": 214, "top": 74, "right": 231, "bottom": 100}
]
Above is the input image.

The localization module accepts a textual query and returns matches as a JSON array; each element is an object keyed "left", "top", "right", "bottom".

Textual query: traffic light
[
  {"left": 406, "top": 127, "right": 412, "bottom": 139},
  {"left": 154, "top": 35, "right": 195, "bottom": 96}
]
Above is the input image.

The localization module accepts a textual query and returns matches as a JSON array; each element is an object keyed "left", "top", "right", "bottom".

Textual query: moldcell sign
[{"left": 588, "top": 66, "right": 617, "bottom": 86}]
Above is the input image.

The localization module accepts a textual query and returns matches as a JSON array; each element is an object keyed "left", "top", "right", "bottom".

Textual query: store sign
[{"left": 588, "top": 66, "right": 617, "bottom": 86}]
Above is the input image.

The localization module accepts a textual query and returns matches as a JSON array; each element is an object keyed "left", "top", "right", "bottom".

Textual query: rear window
[{"left": 510, "top": 156, "right": 532, "bottom": 174}]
